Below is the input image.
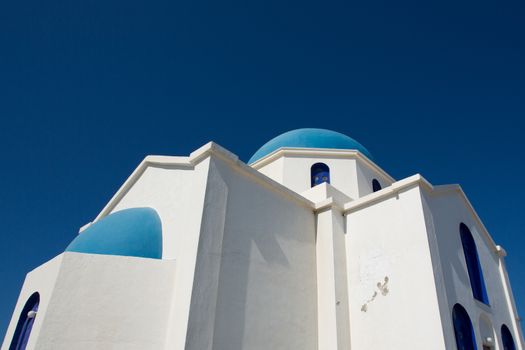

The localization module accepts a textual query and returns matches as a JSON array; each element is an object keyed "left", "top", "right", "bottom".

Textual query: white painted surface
[
  {"left": 4, "top": 142, "right": 524, "bottom": 350},
  {"left": 301, "top": 182, "right": 352, "bottom": 204},
  {"left": 2, "top": 253, "right": 176, "bottom": 350},
  {"left": 188, "top": 156, "right": 318, "bottom": 350},
  {"left": 316, "top": 203, "right": 350, "bottom": 350},
  {"left": 283, "top": 155, "right": 360, "bottom": 199},
  {"left": 2, "top": 255, "right": 63, "bottom": 350},
  {"left": 421, "top": 189, "right": 524, "bottom": 350},
  {"left": 106, "top": 158, "right": 210, "bottom": 350},
  {"left": 346, "top": 185, "right": 447, "bottom": 350},
  {"left": 257, "top": 156, "right": 284, "bottom": 183},
  {"left": 253, "top": 148, "right": 394, "bottom": 200},
  {"left": 110, "top": 159, "right": 210, "bottom": 260},
  {"left": 355, "top": 158, "right": 391, "bottom": 197},
  {"left": 37, "top": 253, "right": 176, "bottom": 350},
  {"left": 93, "top": 148, "right": 318, "bottom": 350}
]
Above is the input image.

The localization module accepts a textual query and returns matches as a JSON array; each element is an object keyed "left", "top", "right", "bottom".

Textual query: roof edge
[
  {"left": 250, "top": 147, "right": 395, "bottom": 183},
  {"left": 91, "top": 142, "right": 314, "bottom": 225},
  {"left": 343, "top": 174, "right": 500, "bottom": 254}
]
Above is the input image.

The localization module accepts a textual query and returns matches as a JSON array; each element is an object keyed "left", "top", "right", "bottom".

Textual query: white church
[{"left": 2, "top": 128, "right": 523, "bottom": 350}]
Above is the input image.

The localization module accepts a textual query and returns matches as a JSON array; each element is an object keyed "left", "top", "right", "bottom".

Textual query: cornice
[
  {"left": 91, "top": 142, "right": 314, "bottom": 226},
  {"left": 86, "top": 142, "right": 502, "bottom": 258},
  {"left": 343, "top": 173, "right": 500, "bottom": 255},
  {"left": 249, "top": 147, "right": 395, "bottom": 183}
]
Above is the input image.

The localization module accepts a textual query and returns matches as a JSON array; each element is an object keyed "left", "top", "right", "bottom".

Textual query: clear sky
[{"left": 1, "top": 0, "right": 524, "bottom": 338}]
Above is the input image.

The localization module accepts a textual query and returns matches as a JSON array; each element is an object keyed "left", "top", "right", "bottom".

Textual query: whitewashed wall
[
  {"left": 2, "top": 253, "right": 176, "bottom": 350},
  {"left": 257, "top": 152, "right": 393, "bottom": 200},
  {"left": 316, "top": 203, "right": 351, "bottom": 350},
  {"left": 421, "top": 190, "right": 524, "bottom": 350},
  {"left": 110, "top": 160, "right": 210, "bottom": 260},
  {"left": 282, "top": 156, "right": 359, "bottom": 198},
  {"left": 185, "top": 156, "right": 318, "bottom": 350},
  {"left": 256, "top": 156, "right": 284, "bottom": 183},
  {"left": 8, "top": 142, "right": 522, "bottom": 350},
  {"left": 108, "top": 158, "right": 210, "bottom": 350},
  {"left": 355, "top": 158, "right": 392, "bottom": 197},
  {"left": 346, "top": 185, "right": 447, "bottom": 350},
  {"left": 2, "top": 255, "right": 63, "bottom": 350},
  {"left": 105, "top": 149, "right": 318, "bottom": 350}
]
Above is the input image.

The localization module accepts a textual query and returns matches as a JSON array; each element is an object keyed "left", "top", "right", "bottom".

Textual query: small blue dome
[
  {"left": 248, "top": 128, "right": 373, "bottom": 164},
  {"left": 66, "top": 207, "right": 162, "bottom": 259}
]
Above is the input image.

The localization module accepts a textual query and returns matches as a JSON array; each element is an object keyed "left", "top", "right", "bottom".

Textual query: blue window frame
[
  {"left": 372, "top": 179, "right": 382, "bottom": 192},
  {"left": 311, "top": 163, "right": 330, "bottom": 187},
  {"left": 10, "top": 292, "right": 39, "bottom": 350},
  {"left": 452, "top": 304, "right": 477, "bottom": 350},
  {"left": 460, "top": 223, "right": 489, "bottom": 304},
  {"left": 501, "top": 324, "right": 516, "bottom": 350}
]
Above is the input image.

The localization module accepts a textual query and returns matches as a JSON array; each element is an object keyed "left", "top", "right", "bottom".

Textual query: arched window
[
  {"left": 501, "top": 324, "right": 516, "bottom": 350},
  {"left": 460, "top": 223, "right": 489, "bottom": 304},
  {"left": 10, "top": 292, "right": 40, "bottom": 350},
  {"left": 311, "top": 163, "right": 330, "bottom": 187},
  {"left": 452, "top": 304, "right": 477, "bottom": 350},
  {"left": 372, "top": 179, "right": 382, "bottom": 192}
]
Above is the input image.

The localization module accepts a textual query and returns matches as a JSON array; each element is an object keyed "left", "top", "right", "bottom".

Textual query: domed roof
[
  {"left": 248, "top": 128, "right": 373, "bottom": 164},
  {"left": 66, "top": 207, "right": 162, "bottom": 259}
]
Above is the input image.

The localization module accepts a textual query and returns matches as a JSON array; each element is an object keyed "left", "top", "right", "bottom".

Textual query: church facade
[{"left": 2, "top": 128, "right": 523, "bottom": 350}]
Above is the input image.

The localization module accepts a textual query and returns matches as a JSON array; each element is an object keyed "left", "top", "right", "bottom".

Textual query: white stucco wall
[
  {"left": 282, "top": 156, "right": 360, "bottom": 198},
  {"left": 2, "top": 255, "right": 63, "bottom": 350},
  {"left": 316, "top": 204, "right": 351, "bottom": 350},
  {"left": 8, "top": 142, "right": 523, "bottom": 350},
  {"left": 37, "top": 253, "right": 176, "bottom": 350},
  {"left": 105, "top": 158, "right": 210, "bottom": 350},
  {"left": 421, "top": 190, "right": 524, "bottom": 350},
  {"left": 98, "top": 149, "right": 318, "bottom": 350},
  {"left": 355, "top": 158, "right": 392, "bottom": 197},
  {"left": 256, "top": 156, "right": 284, "bottom": 183},
  {"left": 301, "top": 182, "right": 351, "bottom": 204},
  {"left": 109, "top": 160, "right": 210, "bottom": 260},
  {"left": 185, "top": 156, "right": 318, "bottom": 350},
  {"left": 2, "top": 253, "right": 177, "bottom": 350},
  {"left": 256, "top": 151, "right": 393, "bottom": 201},
  {"left": 346, "top": 185, "right": 447, "bottom": 350}
]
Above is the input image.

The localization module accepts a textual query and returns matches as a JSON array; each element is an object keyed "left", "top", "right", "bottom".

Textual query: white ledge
[
  {"left": 89, "top": 142, "right": 501, "bottom": 258},
  {"left": 250, "top": 147, "right": 395, "bottom": 183},
  {"left": 94, "top": 142, "right": 314, "bottom": 222},
  {"left": 343, "top": 173, "right": 500, "bottom": 254}
]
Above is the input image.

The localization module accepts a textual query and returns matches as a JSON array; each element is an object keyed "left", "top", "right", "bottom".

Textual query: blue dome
[
  {"left": 248, "top": 128, "right": 373, "bottom": 164},
  {"left": 66, "top": 207, "right": 162, "bottom": 259}
]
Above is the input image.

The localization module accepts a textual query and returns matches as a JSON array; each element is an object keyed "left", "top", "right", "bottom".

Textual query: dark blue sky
[{"left": 1, "top": 0, "right": 524, "bottom": 338}]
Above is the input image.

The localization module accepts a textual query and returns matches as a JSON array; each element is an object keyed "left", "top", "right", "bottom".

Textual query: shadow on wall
[
  {"left": 420, "top": 193, "right": 502, "bottom": 342},
  {"left": 205, "top": 158, "right": 315, "bottom": 350},
  {"left": 420, "top": 194, "right": 470, "bottom": 318}
]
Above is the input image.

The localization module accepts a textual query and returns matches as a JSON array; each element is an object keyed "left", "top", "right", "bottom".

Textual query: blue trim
[
  {"left": 460, "top": 223, "right": 489, "bottom": 304},
  {"left": 248, "top": 128, "right": 373, "bottom": 164},
  {"left": 311, "top": 163, "right": 330, "bottom": 187},
  {"left": 501, "top": 324, "right": 516, "bottom": 350},
  {"left": 66, "top": 207, "right": 163, "bottom": 259},
  {"left": 452, "top": 304, "right": 477, "bottom": 350},
  {"left": 10, "top": 292, "right": 39, "bottom": 350}
]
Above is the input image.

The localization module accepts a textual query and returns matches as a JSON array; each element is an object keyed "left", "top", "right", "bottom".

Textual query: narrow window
[
  {"left": 372, "top": 179, "right": 382, "bottom": 192},
  {"left": 460, "top": 223, "right": 489, "bottom": 304},
  {"left": 501, "top": 324, "right": 516, "bottom": 350},
  {"left": 10, "top": 292, "right": 40, "bottom": 350},
  {"left": 452, "top": 304, "right": 477, "bottom": 350},
  {"left": 311, "top": 163, "right": 330, "bottom": 187}
]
